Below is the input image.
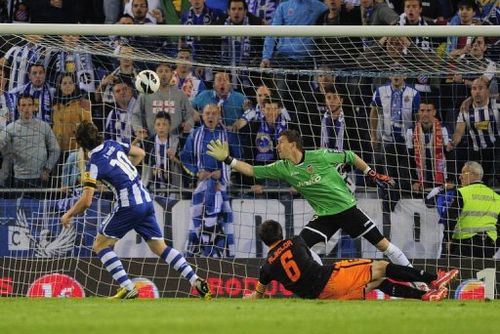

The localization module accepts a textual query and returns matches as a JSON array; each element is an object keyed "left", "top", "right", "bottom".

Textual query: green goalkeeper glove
[{"left": 207, "top": 139, "right": 229, "bottom": 161}]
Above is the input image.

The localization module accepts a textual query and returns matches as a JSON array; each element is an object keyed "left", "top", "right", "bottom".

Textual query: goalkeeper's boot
[
  {"left": 194, "top": 278, "right": 212, "bottom": 300},
  {"left": 108, "top": 287, "right": 139, "bottom": 300},
  {"left": 421, "top": 287, "right": 448, "bottom": 301},
  {"left": 431, "top": 268, "right": 459, "bottom": 290}
]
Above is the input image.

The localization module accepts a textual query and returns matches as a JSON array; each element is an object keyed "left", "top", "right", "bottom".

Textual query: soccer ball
[{"left": 135, "top": 70, "right": 160, "bottom": 94}]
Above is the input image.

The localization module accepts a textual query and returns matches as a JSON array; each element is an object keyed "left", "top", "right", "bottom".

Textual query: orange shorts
[{"left": 318, "top": 259, "right": 373, "bottom": 300}]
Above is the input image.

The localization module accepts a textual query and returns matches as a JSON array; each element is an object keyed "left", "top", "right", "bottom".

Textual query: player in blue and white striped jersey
[
  {"left": 60, "top": 121, "right": 211, "bottom": 299},
  {"left": 449, "top": 77, "right": 499, "bottom": 186},
  {"left": 3, "top": 35, "right": 48, "bottom": 92}
]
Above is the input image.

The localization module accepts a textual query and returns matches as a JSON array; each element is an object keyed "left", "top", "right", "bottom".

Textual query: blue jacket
[
  {"left": 262, "top": 0, "right": 327, "bottom": 61},
  {"left": 180, "top": 124, "right": 241, "bottom": 184},
  {"left": 191, "top": 90, "right": 247, "bottom": 126}
]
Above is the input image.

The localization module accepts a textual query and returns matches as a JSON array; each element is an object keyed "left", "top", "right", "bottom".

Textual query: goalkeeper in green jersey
[{"left": 207, "top": 129, "right": 411, "bottom": 266}]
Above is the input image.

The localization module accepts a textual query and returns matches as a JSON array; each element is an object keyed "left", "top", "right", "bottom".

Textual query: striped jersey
[
  {"left": 83, "top": 140, "right": 151, "bottom": 208},
  {"left": 243, "top": 105, "right": 290, "bottom": 162},
  {"left": 320, "top": 109, "right": 345, "bottom": 150},
  {"left": 180, "top": 124, "right": 241, "bottom": 185},
  {"left": 456, "top": 99, "right": 499, "bottom": 151},
  {"left": 4, "top": 44, "right": 47, "bottom": 92},
  {"left": 104, "top": 97, "right": 136, "bottom": 144},
  {"left": 371, "top": 84, "right": 420, "bottom": 143}
]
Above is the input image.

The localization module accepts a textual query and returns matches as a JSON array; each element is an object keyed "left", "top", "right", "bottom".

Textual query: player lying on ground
[
  {"left": 207, "top": 129, "right": 412, "bottom": 267},
  {"left": 60, "top": 121, "right": 211, "bottom": 299},
  {"left": 245, "top": 220, "right": 459, "bottom": 301}
]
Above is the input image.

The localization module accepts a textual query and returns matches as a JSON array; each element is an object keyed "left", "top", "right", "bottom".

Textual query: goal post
[
  {"left": 0, "top": 23, "right": 499, "bottom": 37},
  {"left": 0, "top": 24, "right": 498, "bottom": 299}
]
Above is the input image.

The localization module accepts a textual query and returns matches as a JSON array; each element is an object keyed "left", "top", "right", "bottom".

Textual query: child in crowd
[{"left": 133, "top": 111, "right": 182, "bottom": 198}]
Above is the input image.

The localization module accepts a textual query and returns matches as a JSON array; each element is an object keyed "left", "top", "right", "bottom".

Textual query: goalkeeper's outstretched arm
[
  {"left": 352, "top": 154, "right": 370, "bottom": 173},
  {"left": 352, "top": 153, "right": 396, "bottom": 188},
  {"left": 226, "top": 158, "right": 255, "bottom": 177},
  {"left": 207, "top": 139, "right": 255, "bottom": 177}
]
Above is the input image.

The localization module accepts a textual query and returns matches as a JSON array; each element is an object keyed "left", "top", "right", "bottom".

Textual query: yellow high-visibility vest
[{"left": 453, "top": 183, "right": 500, "bottom": 241}]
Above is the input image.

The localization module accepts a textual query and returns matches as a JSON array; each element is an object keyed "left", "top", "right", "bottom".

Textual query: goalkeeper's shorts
[
  {"left": 303, "top": 206, "right": 384, "bottom": 245},
  {"left": 318, "top": 259, "right": 373, "bottom": 300}
]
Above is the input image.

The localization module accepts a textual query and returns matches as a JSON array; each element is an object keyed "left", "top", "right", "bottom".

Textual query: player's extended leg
[
  {"left": 374, "top": 237, "right": 412, "bottom": 267},
  {"left": 133, "top": 201, "right": 212, "bottom": 299},
  {"left": 299, "top": 226, "right": 329, "bottom": 248},
  {"left": 372, "top": 260, "right": 439, "bottom": 284},
  {"left": 299, "top": 214, "right": 339, "bottom": 258},
  {"left": 369, "top": 261, "right": 457, "bottom": 301},
  {"left": 147, "top": 239, "right": 212, "bottom": 300},
  {"left": 369, "top": 278, "right": 446, "bottom": 300},
  {"left": 93, "top": 234, "right": 138, "bottom": 299},
  {"left": 367, "top": 261, "right": 427, "bottom": 299},
  {"left": 340, "top": 207, "right": 411, "bottom": 267}
]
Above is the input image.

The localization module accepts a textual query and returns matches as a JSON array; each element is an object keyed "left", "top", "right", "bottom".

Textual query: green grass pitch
[{"left": 1, "top": 298, "right": 499, "bottom": 334}]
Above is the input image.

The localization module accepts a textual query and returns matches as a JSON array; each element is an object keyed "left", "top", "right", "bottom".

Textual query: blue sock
[
  {"left": 160, "top": 246, "right": 198, "bottom": 285},
  {"left": 97, "top": 247, "right": 135, "bottom": 290}
]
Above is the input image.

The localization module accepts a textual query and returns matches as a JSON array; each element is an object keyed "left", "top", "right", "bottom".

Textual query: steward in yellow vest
[{"left": 446, "top": 162, "right": 500, "bottom": 258}]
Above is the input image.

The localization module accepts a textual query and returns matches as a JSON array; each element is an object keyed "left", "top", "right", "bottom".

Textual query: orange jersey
[
  {"left": 318, "top": 259, "right": 373, "bottom": 300},
  {"left": 258, "top": 236, "right": 334, "bottom": 298}
]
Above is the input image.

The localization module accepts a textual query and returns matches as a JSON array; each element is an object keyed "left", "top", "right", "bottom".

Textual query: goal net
[{"left": 0, "top": 25, "right": 498, "bottom": 299}]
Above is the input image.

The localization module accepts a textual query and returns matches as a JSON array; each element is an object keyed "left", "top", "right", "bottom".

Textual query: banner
[
  {"left": 390, "top": 200, "right": 442, "bottom": 258},
  {"left": 1, "top": 257, "right": 499, "bottom": 298},
  {"left": 232, "top": 199, "right": 286, "bottom": 258},
  {"left": 0, "top": 197, "right": 103, "bottom": 257},
  {"left": 1, "top": 197, "right": 499, "bottom": 259}
]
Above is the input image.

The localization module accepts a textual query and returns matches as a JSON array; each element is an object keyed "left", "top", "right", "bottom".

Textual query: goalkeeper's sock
[
  {"left": 385, "top": 263, "right": 438, "bottom": 284},
  {"left": 377, "top": 279, "right": 426, "bottom": 299},
  {"left": 160, "top": 246, "right": 198, "bottom": 285},
  {"left": 383, "top": 243, "right": 411, "bottom": 267},
  {"left": 97, "top": 247, "right": 135, "bottom": 291},
  {"left": 309, "top": 248, "right": 323, "bottom": 265}
]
